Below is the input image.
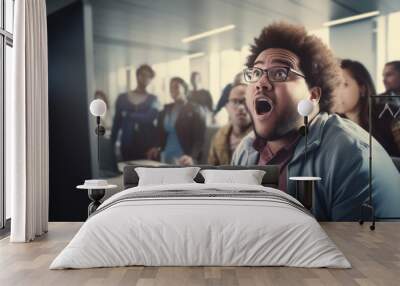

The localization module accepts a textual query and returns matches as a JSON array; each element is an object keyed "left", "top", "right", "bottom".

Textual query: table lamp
[
  {"left": 77, "top": 99, "right": 110, "bottom": 217},
  {"left": 292, "top": 99, "right": 319, "bottom": 210},
  {"left": 297, "top": 99, "right": 314, "bottom": 162},
  {"left": 89, "top": 99, "right": 107, "bottom": 173}
]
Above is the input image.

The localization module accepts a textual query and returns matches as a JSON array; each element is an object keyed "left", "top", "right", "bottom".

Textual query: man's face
[
  {"left": 383, "top": 64, "right": 400, "bottom": 93},
  {"left": 137, "top": 69, "right": 153, "bottom": 87},
  {"left": 226, "top": 85, "right": 251, "bottom": 129},
  {"left": 245, "top": 48, "right": 311, "bottom": 140}
]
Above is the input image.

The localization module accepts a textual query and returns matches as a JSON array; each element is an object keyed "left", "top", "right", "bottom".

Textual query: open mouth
[{"left": 255, "top": 98, "right": 273, "bottom": 115}]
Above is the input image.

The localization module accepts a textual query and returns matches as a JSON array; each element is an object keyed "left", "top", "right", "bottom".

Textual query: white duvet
[{"left": 50, "top": 183, "right": 351, "bottom": 269}]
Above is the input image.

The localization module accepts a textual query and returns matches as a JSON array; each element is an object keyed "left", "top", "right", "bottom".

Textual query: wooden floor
[{"left": 0, "top": 222, "right": 399, "bottom": 286}]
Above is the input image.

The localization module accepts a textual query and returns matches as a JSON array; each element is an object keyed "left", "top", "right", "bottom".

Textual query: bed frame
[{"left": 123, "top": 165, "right": 280, "bottom": 189}]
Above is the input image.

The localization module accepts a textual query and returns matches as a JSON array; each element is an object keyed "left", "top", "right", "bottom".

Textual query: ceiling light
[
  {"left": 186, "top": 52, "right": 205, "bottom": 59},
  {"left": 324, "top": 11, "right": 380, "bottom": 27},
  {"left": 182, "top": 24, "right": 235, "bottom": 43}
]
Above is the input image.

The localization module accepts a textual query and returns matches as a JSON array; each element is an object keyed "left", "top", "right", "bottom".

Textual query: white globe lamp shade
[
  {"left": 90, "top": 99, "right": 107, "bottom": 117},
  {"left": 297, "top": 99, "right": 314, "bottom": 116}
]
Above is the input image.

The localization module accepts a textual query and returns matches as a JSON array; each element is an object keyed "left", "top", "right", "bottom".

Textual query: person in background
[
  {"left": 232, "top": 22, "right": 400, "bottom": 221},
  {"left": 382, "top": 61, "right": 400, "bottom": 152},
  {"left": 383, "top": 61, "right": 400, "bottom": 95},
  {"left": 111, "top": 64, "right": 160, "bottom": 161},
  {"left": 212, "top": 73, "right": 243, "bottom": 122},
  {"left": 208, "top": 78, "right": 252, "bottom": 165},
  {"left": 147, "top": 77, "right": 206, "bottom": 165},
  {"left": 332, "top": 59, "right": 400, "bottom": 156},
  {"left": 188, "top": 72, "right": 213, "bottom": 115},
  {"left": 331, "top": 60, "right": 371, "bottom": 130}
]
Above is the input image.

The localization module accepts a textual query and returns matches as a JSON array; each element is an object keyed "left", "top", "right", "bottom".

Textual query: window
[
  {"left": 5, "top": 0, "right": 13, "bottom": 33},
  {"left": 1, "top": 0, "right": 14, "bottom": 231}
]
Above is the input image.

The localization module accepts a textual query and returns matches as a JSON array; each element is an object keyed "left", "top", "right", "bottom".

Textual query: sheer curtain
[{"left": 8, "top": 0, "right": 48, "bottom": 242}]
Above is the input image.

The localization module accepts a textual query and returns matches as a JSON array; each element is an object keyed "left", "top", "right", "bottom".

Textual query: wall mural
[{"left": 88, "top": 17, "right": 400, "bottom": 223}]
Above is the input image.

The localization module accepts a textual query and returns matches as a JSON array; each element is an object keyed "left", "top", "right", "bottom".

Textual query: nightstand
[
  {"left": 77, "top": 181, "right": 117, "bottom": 217},
  {"left": 289, "top": 176, "right": 321, "bottom": 210}
]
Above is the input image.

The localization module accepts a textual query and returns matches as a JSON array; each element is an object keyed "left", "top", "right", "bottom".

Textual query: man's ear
[{"left": 309, "top": 86, "right": 321, "bottom": 104}]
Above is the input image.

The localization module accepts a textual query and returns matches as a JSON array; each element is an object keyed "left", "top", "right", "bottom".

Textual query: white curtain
[{"left": 8, "top": 0, "right": 49, "bottom": 242}]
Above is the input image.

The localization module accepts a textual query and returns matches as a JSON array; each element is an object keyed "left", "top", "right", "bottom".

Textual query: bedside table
[
  {"left": 289, "top": 176, "right": 321, "bottom": 210},
  {"left": 77, "top": 182, "right": 117, "bottom": 217}
]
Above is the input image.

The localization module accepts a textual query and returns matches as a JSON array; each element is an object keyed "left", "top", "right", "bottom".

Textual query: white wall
[
  {"left": 329, "top": 18, "right": 376, "bottom": 83},
  {"left": 328, "top": 11, "right": 400, "bottom": 94},
  {"left": 95, "top": 13, "right": 400, "bottom": 126},
  {"left": 190, "top": 54, "right": 209, "bottom": 90},
  {"left": 377, "top": 11, "right": 400, "bottom": 93}
]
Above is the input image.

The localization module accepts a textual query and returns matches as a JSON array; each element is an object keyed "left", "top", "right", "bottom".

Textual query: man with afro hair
[{"left": 232, "top": 22, "right": 400, "bottom": 221}]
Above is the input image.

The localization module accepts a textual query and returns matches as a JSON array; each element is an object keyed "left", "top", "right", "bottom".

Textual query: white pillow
[
  {"left": 200, "top": 169, "right": 266, "bottom": 185},
  {"left": 135, "top": 167, "right": 201, "bottom": 186}
]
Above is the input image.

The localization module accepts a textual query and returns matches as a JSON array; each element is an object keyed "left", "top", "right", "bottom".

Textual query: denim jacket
[{"left": 232, "top": 112, "right": 400, "bottom": 221}]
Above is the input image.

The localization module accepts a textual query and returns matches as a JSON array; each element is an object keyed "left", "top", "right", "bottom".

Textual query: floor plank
[{"left": 0, "top": 222, "right": 399, "bottom": 286}]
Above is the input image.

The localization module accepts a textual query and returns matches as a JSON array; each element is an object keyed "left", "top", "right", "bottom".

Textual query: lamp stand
[
  {"left": 359, "top": 95, "right": 375, "bottom": 230},
  {"left": 95, "top": 116, "right": 105, "bottom": 177},
  {"left": 304, "top": 116, "right": 308, "bottom": 162},
  {"left": 298, "top": 116, "right": 309, "bottom": 162}
]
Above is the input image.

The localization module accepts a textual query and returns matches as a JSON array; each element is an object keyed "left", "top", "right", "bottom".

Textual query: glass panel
[
  {"left": 5, "top": 44, "right": 12, "bottom": 219},
  {"left": 5, "top": 0, "right": 13, "bottom": 34}
]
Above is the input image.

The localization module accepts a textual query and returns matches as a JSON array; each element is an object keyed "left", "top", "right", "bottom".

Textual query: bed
[{"left": 50, "top": 165, "right": 350, "bottom": 269}]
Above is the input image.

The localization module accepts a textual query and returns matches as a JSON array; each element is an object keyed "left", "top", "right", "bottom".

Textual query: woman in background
[
  {"left": 332, "top": 59, "right": 400, "bottom": 156},
  {"left": 111, "top": 64, "right": 160, "bottom": 161},
  {"left": 148, "top": 77, "right": 206, "bottom": 165},
  {"left": 332, "top": 59, "right": 372, "bottom": 130}
]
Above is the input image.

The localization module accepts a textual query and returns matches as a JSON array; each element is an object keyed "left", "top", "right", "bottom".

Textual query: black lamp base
[
  {"left": 293, "top": 180, "right": 317, "bottom": 211},
  {"left": 95, "top": 125, "right": 105, "bottom": 136},
  {"left": 359, "top": 202, "right": 375, "bottom": 231},
  {"left": 87, "top": 189, "right": 105, "bottom": 217}
]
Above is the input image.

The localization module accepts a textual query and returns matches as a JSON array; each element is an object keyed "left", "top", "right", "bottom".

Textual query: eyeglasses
[
  {"left": 243, "top": 66, "right": 306, "bottom": 83},
  {"left": 228, "top": 98, "right": 246, "bottom": 108}
]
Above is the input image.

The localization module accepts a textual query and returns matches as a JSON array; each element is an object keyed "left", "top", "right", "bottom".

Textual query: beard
[{"left": 250, "top": 106, "right": 302, "bottom": 141}]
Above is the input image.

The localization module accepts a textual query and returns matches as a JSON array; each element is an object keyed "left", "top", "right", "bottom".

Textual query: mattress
[{"left": 50, "top": 183, "right": 351, "bottom": 269}]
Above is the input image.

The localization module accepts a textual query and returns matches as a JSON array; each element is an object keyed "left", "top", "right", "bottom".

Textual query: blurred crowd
[
  {"left": 95, "top": 59, "right": 400, "bottom": 167},
  {"left": 97, "top": 65, "right": 254, "bottom": 166},
  {"left": 93, "top": 22, "right": 400, "bottom": 220}
]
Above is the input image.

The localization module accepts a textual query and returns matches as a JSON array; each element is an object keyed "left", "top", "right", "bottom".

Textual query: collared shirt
[{"left": 253, "top": 131, "right": 300, "bottom": 192}]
